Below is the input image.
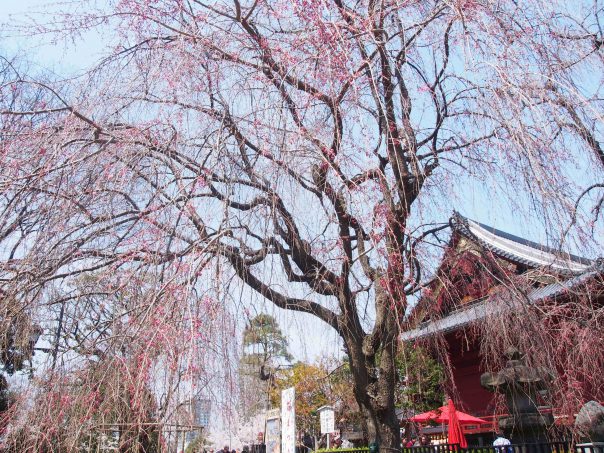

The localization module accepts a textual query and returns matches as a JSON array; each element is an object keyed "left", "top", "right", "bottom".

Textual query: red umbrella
[
  {"left": 447, "top": 399, "right": 468, "bottom": 448},
  {"left": 409, "top": 403, "right": 489, "bottom": 425}
]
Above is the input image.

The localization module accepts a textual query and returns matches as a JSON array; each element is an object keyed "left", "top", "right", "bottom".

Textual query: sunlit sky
[
  {"left": 0, "top": 0, "right": 345, "bottom": 367},
  {"left": 2, "top": 0, "right": 601, "bottom": 364},
  {"left": 2, "top": 0, "right": 603, "bottom": 445},
  {"left": 0, "top": 0, "right": 107, "bottom": 74}
]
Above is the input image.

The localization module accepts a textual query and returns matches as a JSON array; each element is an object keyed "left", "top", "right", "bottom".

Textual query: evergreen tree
[
  {"left": 240, "top": 314, "right": 292, "bottom": 417},
  {"left": 396, "top": 346, "right": 444, "bottom": 413}
]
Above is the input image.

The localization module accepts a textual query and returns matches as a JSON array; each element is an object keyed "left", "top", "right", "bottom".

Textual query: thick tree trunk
[
  {"left": 360, "top": 401, "right": 400, "bottom": 451},
  {"left": 348, "top": 346, "right": 400, "bottom": 452},
  {"left": 342, "top": 291, "right": 401, "bottom": 452}
]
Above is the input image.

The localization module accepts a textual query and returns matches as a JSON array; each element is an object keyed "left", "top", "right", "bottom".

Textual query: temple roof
[
  {"left": 401, "top": 266, "right": 602, "bottom": 341},
  {"left": 401, "top": 213, "right": 604, "bottom": 341},
  {"left": 450, "top": 212, "right": 593, "bottom": 276}
]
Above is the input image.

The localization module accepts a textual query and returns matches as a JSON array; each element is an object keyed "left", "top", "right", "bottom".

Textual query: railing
[
  {"left": 459, "top": 442, "right": 570, "bottom": 453},
  {"left": 319, "top": 441, "right": 604, "bottom": 453},
  {"left": 402, "top": 442, "right": 570, "bottom": 453},
  {"left": 314, "top": 449, "right": 369, "bottom": 453},
  {"left": 575, "top": 445, "right": 604, "bottom": 453},
  {"left": 402, "top": 445, "right": 462, "bottom": 453}
]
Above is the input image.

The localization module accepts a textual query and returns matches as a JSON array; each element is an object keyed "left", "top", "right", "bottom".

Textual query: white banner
[{"left": 281, "top": 387, "right": 296, "bottom": 453}]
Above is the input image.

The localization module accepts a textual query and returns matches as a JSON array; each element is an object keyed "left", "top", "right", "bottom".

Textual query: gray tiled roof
[
  {"left": 401, "top": 267, "right": 602, "bottom": 341},
  {"left": 401, "top": 214, "right": 603, "bottom": 341},
  {"left": 451, "top": 212, "right": 593, "bottom": 275}
]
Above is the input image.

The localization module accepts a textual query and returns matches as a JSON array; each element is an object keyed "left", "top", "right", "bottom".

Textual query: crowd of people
[
  {"left": 202, "top": 445, "right": 252, "bottom": 453},
  {"left": 402, "top": 433, "right": 511, "bottom": 450},
  {"left": 195, "top": 432, "right": 510, "bottom": 453},
  {"left": 402, "top": 434, "right": 432, "bottom": 448}
]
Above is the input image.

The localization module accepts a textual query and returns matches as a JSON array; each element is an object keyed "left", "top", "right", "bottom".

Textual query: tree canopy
[
  {"left": 1, "top": 0, "right": 603, "bottom": 448},
  {"left": 396, "top": 346, "right": 444, "bottom": 414},
  {"left": 240, "top": 313, "right": 292, "bottom": 418},
  {"left": 269, "top": 358, "right": 362, "bottom": 437},
  {"left": 242, "top": 314, "right": 293, "bottom": 367}
]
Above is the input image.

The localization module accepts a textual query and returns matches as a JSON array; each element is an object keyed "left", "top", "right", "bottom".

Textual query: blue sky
[
  {"left": 1, "top": 4, "right": 602, "bottom": 441},
  {"left": 1, "top": 0, "right": 602, "bottom": 366},
  {"left": 0, "top": 0, "right": 348, "bottom": 369},
  {"left": 1, "top": 0, "right": 596, "bottom": 249},
  {"left": 0, "top": 0, "right": 107, "bottom": 75}
]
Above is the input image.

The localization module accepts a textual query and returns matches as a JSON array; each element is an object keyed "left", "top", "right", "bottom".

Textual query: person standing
[
  {"left": 493, "top": 433, "right": 512, "bottom": 453},
  {"left": 302, "top": 432, "right": 314, "bottom": 452},
  {"left": 415, "top": 435, "right": 431, "bottom": 447}
]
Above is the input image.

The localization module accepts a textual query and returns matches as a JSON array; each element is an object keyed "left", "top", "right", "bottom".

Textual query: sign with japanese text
[
  {"left": 265, "top": 409, "right": 281, "bottom": 453},
  {"left": 319, "top": 406, "right": 335, "bottom": 434}
]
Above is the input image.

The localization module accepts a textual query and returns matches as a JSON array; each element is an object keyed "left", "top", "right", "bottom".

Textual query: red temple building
[{"left": 402, "top": 213, "right": 604, "bottom": 440}]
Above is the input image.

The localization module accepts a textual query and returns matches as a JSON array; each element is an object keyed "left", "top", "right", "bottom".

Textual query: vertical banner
[{"left": 281, "top": 387, "right": 296, "bottom": 453}]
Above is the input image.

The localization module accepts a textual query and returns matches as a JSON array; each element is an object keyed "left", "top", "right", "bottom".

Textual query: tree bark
[
  {"left": 347, "top": 342, "right": 400, "bottom": 452},
  {"left": 342, "top": 288, "right": 401, "bottom": 452}
]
